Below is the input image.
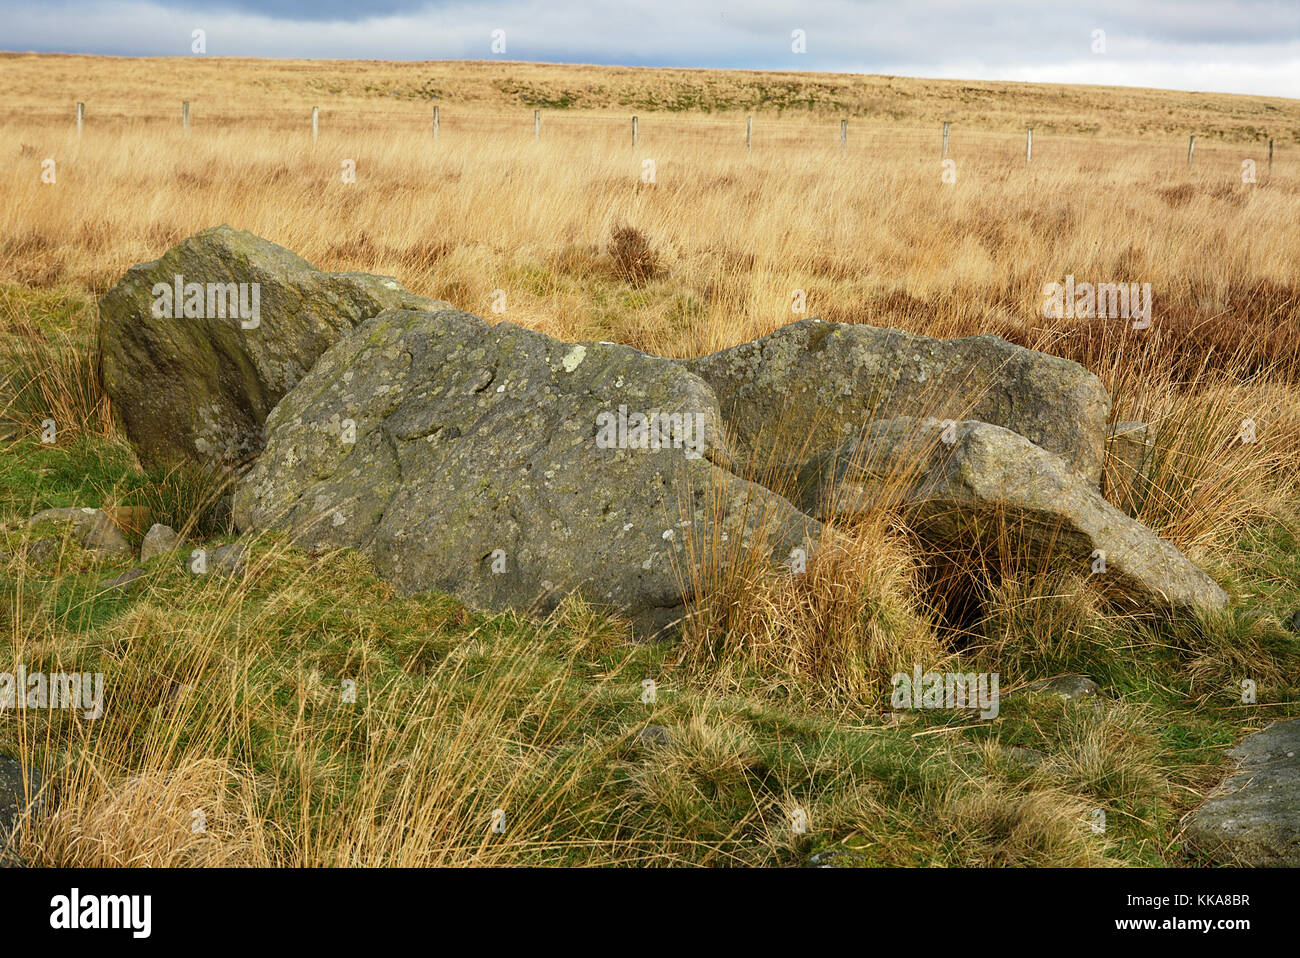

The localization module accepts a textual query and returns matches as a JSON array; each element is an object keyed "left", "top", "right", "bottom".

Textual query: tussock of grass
[
  {"left": 1030, "top": 702, "right": 1167, "bottom": 825},
  {"left": 934, "top": 778, "right": 1114, "bottom": 867},
  {"left": 970, "top": 572, "right": 1121, "bottom": 674},
  {"left": 677, "top": 514, "right": 939, "bottom": 705},
  {"left": 0, "top": 312, "right": 111, "bottom": 440}
]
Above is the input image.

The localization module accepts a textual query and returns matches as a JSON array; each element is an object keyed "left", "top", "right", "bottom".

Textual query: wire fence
[{"left": 3, "top": 101, "right": 1284, "bottom": 178}]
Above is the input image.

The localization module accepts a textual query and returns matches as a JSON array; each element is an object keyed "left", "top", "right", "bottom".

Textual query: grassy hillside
[{"left": 2, "top": 54, "right": 1297, "bottom": 142}]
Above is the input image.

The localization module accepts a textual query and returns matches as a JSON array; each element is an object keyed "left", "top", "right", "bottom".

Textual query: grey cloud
[{"left": 0, "top": 0, "right": 1295, "bottom": 96}]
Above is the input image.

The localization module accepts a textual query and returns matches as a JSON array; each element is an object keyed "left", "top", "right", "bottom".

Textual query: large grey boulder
[
  {"left": 683, "top": 319, "right": 1111, "bottom": 486},
  {"left": 1184, "top": 719, "right": 1300, "bottom": 866},
  {"left": 796, "top": 417, "right": 1228, "bottom": 616},
  {"left": 98, "top": 226, "right": 450, "bottom": 472},
  {"left": 234, "top": 308, "right": 819, "bottom": 638}
]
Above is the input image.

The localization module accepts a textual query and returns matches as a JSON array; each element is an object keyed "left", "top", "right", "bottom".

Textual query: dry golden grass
[
  {"left": 1, "top": 56, "right": 1296, "bottom": 367},
  {"left": 677, "top": 509, "right": 940, "bottom": 705}
]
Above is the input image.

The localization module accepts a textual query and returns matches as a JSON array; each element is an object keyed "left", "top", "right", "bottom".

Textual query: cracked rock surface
[{"left": 796, "top": 417, "right": 1228, "bottom": 615}]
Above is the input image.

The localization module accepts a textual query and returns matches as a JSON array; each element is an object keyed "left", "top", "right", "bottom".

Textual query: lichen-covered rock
[
  {"left": 139, "top": 523, "right": 180, "bottom": 562},
  {"left": 27, "top": 507, "right": 132, "bottom": 559},
  {"left": 683, "top": 318, "right": 1111, "bottom": 486},
  {"left": 1184, "top": 719, "right": 1300, "bottom": 866},
  {"left": 796, "top": 417, "right": 1228, "bottom": 616},
  {"left": 234, "top": 308, "right": 819, "bottom": 638},
  {"left": 98, "top": 225, "right": 450, "bottom": 471}
]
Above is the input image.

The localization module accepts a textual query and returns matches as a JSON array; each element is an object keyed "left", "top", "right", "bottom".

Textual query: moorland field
[{"left": 1, "top": 54, "right": 1298, "bottom": 866}]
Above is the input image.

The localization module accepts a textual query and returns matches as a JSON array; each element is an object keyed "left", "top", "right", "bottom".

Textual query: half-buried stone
[
  {"left": 234, "top": 308, "right": 820, "bottom": 639},
  {"left": 1184, "top": 719, "right": 1300, "bottom": 866},
  {"left": 27, "top": 508, "right": 133, "bottom": 560}
]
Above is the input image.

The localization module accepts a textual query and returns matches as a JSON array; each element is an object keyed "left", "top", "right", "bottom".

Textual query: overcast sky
[{"left": 2, "top": 0, "right": 1298, "bottom": 98}]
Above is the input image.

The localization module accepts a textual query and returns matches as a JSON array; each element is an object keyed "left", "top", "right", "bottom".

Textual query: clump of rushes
[{"left": 608, "top": 224, "right": 659, "bottom": 286}]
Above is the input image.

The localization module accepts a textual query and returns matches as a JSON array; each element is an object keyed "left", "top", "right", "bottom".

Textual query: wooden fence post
[
  {"left": 746, "top": 115, "right": 753, "bottom": 153},
  {"left": 182, "top": 101, "right": 190, "bottom": 134},
  {"left": 1187, "top": 135, "right": 1195, "bottom": 167},
  {"left": 942, "top": 121, "right": 950, "bottom": 157},
  {"left": 1268, "top": 138, "right": 1274, "bottom": 174},
  {"left": 433, "top": 105, "right": 439, "bottom": 142},
  {"left": 534, "top": 110, "right": 540, "bottom": 141},
  {"left": 1026, "top": 127, "right": 1033, "bottom": 164},
  {"left": 841, "top": 118, "right": 847, "bottom": 155},
  {"left": 632, "top": 115, "right": 638, "bottom": 150},
  {"left": 312, "top": 106, "right": 319, "bottom": 142},
  {"left": 76, "top": 101, "right": 84, "bottom": 135}
]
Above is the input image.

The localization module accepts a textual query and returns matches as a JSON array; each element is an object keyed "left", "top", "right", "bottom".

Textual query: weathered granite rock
[
  {"left": 1184, "top": 719, "right": 1300, "bottom": 866},
  {"left": 234, "top": 308, "right": 820, "bottom": 638},
  {"left": 683, "top": 318, "right": 1111, "bottom": 486},
  {"left": 98, "top": 225, "right": 450, "bottom": 471},
  {"left": 27, "top": 507, "right": 132, "bottom": 559},
  {"left": 796, "top": 417, "right": 1228, "bottom": 615},
  {"left": 139, "top": 523, "right": 180, "bottom": 562}
]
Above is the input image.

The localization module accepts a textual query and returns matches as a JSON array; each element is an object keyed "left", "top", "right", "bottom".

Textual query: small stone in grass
[
  {"left": 637, "top": 725, "right": 672, "bottom": 747},
  {"left": 140, "top": 523, "right": 181, "bottom": 562}
]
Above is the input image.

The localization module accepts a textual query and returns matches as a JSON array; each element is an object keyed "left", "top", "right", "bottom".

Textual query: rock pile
[{"left": 95, "top": 228, "right": 1230, "bottom": 635}]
